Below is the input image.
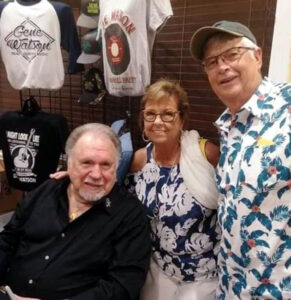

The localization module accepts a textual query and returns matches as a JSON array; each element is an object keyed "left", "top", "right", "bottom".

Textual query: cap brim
[
  {"left": 77, "top": 14, "right": 99, "bottom": 29},
  {"left": 77, "top": 52, "right": 101, "bottom": 64},
  {"left": 190, "top": 26, "right": 243, "bottom": 60}
]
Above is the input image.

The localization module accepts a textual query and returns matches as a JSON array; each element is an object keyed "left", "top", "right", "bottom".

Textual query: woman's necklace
[{"left": 152, "top": 147, "right": 180, "bottom": 219}]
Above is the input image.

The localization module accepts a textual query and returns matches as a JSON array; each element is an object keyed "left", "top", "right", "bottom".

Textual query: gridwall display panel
[{"left": 0, "top": 0, "right": 277, "bottom": 150}]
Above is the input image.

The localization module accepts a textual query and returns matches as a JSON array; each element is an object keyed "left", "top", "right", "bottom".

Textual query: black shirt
[{"left": 0, "top": 178, "right": 151, "bottom": 300}]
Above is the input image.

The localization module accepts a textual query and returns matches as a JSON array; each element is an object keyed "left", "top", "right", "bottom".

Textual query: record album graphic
[{"left": 105, "top": 23, "right": 130, "bottom": 75}]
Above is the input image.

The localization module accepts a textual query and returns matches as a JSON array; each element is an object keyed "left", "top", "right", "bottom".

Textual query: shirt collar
[
  {"left": 96, "top": 183, "right": 119, "bottom": 215},
  {"left": 214, "top": 77, "right": 275, "bottom": 132},
  {"left": 242, "top": 76, "right": 275, "bottom": 118},
  {"left": 59, "top": 178, "right": 119, "bottom": 215}
]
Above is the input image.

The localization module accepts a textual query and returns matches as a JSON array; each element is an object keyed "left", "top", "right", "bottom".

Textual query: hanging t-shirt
[
  {"left": 0, "top": 111, "right": 69, "bottom": 191},
  {"left": 0, "top": 0, "right": 83, "bottom": 90},
  {"left": 98, "top": 0, "right": 173, "bottom": 97}
]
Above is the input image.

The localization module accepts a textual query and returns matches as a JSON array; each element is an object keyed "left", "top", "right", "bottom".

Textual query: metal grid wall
[{"left": 0, "top": 0, "right": 277, "bottom": 150}]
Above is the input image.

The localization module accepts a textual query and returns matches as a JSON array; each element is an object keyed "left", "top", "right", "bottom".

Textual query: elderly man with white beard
[{"left": 0, "top": 123, "right": 151, "bottom": 300}]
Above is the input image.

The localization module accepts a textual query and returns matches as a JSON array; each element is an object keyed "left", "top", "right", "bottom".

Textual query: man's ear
[
  {"left": 67, "top": 157, "right": 72, "bottom": 169},
  {"left": 254, "top": 47, "right": 263, "bottom": 69}
]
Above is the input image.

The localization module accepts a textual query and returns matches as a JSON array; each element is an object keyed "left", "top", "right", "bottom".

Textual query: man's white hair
[
  {"left": 240, "top": 36, "right": 259, "bottom": 49},
  {"left": 65, "top": 123, "right": 121, "bottom": 167},
  {"left": 240, "top": 37, "right": 260, "bottom": 59}
]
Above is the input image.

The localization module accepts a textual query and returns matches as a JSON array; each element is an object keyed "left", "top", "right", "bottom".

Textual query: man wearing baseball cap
[{"left": 190, "top": 21, "right": 291, "bottom": 299}]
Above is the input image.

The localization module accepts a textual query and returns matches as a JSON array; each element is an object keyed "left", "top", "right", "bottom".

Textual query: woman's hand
[{"left": 49, "top": 170, "right": 69, "bottom": 180}]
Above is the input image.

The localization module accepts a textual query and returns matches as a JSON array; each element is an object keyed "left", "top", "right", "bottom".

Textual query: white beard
[{"left": 78, "top": 188, "right": 106, "bottom": 203}]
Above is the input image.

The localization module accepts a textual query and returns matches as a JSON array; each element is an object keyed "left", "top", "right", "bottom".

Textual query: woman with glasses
[{"left": 128, "top": 79, "right": 220, "bottom": 300}]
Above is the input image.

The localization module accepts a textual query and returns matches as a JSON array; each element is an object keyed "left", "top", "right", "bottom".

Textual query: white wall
[{"left": 268, "top": 0, "right": 291, "bottom": 83}]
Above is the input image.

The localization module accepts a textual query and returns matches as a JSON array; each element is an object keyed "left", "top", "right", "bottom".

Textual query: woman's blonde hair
[{"left": 140, "top": 79, "right": 189, "bottom": 124}]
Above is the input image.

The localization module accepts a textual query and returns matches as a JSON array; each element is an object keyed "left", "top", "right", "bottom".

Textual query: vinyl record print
[{"left": 105, "top": 23, "right": 130, "bottom": 75}]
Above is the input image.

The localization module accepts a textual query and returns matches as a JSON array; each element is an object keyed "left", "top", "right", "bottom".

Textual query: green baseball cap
[{"left": 190, "top": 20, "right": 257, "bottom": 60}]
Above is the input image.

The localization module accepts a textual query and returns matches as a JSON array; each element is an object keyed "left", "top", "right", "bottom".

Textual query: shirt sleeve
[
  {"left": 0, "top": 192, "right": 34, "bottom": 284},
  {"left": 149, "top": 0, "right": 173, "bottom": 32},
  {"left": 52, "top": 2, "right": 84, "bottom": 73},
  {"left": 0, "top": 1, "right": 8, "bottom": 50},
  {"left": 70, "top": 201, "right": 151, "bottom": 300}
]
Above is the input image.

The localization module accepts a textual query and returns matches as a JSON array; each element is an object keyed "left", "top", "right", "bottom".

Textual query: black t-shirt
[{"left": 0, "top": 111, "right": 69, "bottom": 191}]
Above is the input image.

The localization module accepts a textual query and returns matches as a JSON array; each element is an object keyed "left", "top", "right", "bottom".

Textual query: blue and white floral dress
[{"left": 132, "top": 142, "right": 220, "bottom": 282}]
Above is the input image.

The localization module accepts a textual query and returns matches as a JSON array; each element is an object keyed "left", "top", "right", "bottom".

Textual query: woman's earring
[
  {"left": 179, "top": 128, "right": 184, "bottom": 143},
  {"left": 142, "top": 130, "right": 150, "bottom": 142}
]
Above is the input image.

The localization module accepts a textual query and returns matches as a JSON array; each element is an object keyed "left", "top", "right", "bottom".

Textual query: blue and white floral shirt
[
  {"left": 132, "top": 143, "right": 220, "bottom": 282},
  {"left": 215, "top": 77, "right": 291, "bottom": 299}
]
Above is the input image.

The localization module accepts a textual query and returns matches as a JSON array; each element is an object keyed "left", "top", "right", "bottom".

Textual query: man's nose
[
  {"left": 89, "top": 164, "right": 102, "bottom": 178},
  {"left": 216, "top": 56, "right": 230, "bottom": 70}
]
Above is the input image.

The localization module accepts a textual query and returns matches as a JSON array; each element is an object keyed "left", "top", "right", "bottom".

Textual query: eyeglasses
[
  {"left": 142, "top": 110, "right": 180, "bottom": 122},
  {"left": 202, "top": 46, "right": 256, "bottom": 71}
]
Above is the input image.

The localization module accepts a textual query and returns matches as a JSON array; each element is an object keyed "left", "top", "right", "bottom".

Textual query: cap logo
[
  {"left": 85, "top": 1, "right": 99, "bottom": 15},
  {"left": 84, "top": 80, "right": 95, "bottom": 92},
  {"left": 82, "top": 40, "right": 92, "bottom": 52},
  {"left": 214, "top": 22, "right": 223, "bottom": 28}
]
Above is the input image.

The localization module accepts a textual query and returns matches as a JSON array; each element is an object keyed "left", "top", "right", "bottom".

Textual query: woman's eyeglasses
[
  {"left": 202, "top": 46, "right": 256, "bottom": 72},
  {"left": 142, "top": 110, "right": 180, "bottom": 122}
]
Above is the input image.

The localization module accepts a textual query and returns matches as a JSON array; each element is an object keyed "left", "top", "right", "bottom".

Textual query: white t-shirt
[
  {"left": 98, "top": 0, "right": 173, "bottom": 97},
  {"left": 0, "top": 0, "right": 63, "bottom": 90}
]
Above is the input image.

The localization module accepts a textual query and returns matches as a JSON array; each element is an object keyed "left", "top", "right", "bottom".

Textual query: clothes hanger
[
  {"left": 21, "top": 96, "right": 41, "bottom": 116},
  {"left": 17, "top": 0, "right": 41, "bottom": 5}
]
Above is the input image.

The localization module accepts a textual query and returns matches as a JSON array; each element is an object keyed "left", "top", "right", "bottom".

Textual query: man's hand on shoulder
[
  {"left": 5, "top": 286, "right": 39, "bottom": 300},
  {"left": 14, "top": 296, "right": 39, "bottom": 300},
  {"left": 49, "top": 170, "right": 68, "bottom": 180}
]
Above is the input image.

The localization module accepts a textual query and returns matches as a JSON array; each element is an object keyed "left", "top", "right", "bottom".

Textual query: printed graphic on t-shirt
[
  {"left": 99, "top": 0, "right": 172, "bottom": 96},
  {"left": 4, "top": 18, "right": 55, "bottom": 63},
  {"left": 102, "top": 9, "right": 136, "bottom": 83},
  {"left": 105, "top": 23, "right": 130, "bottom": 75},
  {"left": 7, "top": 129, "right": 39, "bottom": 183}
]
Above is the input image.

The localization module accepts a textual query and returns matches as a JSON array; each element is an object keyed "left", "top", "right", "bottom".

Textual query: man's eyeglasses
[
  {"left": 202, "top": 46, "right": 256, "bottom": 72},
  {"left": 142, "top": 110, "right": 179, "bottom": 122}
]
